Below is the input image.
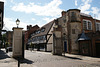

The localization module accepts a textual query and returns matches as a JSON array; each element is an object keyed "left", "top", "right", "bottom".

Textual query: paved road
[
  {"left": 23, "top": 50, "right": 100, "bottom": 67},
  {"left": 0, "top": 49, "right": 100, "bottom": 67}
]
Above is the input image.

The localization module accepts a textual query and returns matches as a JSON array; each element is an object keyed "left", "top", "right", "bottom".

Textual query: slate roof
[
  {"left": 80, "top": 13, "right": 92, "bottom": 18},
  {"left": 78, "top": 31, "right": 90, "bottom": 41},
  {"left": 32, "top": 20, "right": 54, "bottom": 38}
]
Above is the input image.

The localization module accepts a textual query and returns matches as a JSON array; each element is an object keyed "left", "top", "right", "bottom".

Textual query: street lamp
[{"left": 16, "top": 19, "right": 20, "bottom": 28}]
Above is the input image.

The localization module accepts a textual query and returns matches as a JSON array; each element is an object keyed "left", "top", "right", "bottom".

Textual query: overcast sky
[{"left": 0, "top": 0, "right": 100, "bottom": 31}]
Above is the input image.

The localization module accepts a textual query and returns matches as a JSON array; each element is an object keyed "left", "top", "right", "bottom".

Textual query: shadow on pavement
[
  {"left": 15, "top": 58, "right": 34, "bottom": 64},
  {"left": 62, "top": 55, "right": 82, "bottom": 60},
  {"left": 0, "top": 50, "right": 10, "bottom": 60},
  {"left": 20, "top": 58, "right": 34, "bottom": 64}
]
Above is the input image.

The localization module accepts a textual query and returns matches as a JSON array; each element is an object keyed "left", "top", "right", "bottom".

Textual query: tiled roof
[
  {"left": 80, "top": 13, "right": 92, "bottom": 18},
  {"left": 32, "top": 20, "right": 54, "bottom": 38}
]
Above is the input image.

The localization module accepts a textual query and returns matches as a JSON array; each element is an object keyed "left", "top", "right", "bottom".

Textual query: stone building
[
  {"left": 29, "top": 9, "right": 100, "bottom": 57},
  {"left": 56, "top": 9, "right": 100, "bottom": 57}
]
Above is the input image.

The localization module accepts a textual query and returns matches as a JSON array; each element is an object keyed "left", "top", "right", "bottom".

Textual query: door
[
  {"left": 64, "top": 41, "right": 67, "bottom": 52},
  {"left": 80, "top": 42, "right": 90, "bottom": 56},
  {"left": 96, "top": 43, "right": 100, "bottom": 57}
]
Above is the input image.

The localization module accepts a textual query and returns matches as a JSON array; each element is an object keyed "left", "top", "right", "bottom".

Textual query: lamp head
[{"left": 16, "top": 19, "right": 20, "bottom": 28}]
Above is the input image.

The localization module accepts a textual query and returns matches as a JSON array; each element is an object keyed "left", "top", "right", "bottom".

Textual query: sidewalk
[
  {"left": 0, "top": 49, "right": 17, "bottom": 67},
  {"left": 65, "top": 53, "right": 100, "bottom": 63}
]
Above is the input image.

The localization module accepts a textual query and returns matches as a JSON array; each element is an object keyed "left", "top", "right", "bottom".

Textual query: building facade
[
  {"left": 58, "top": 9, "right": 100, "bottom": 57},
  {"left": 0, "top": 1, "right": 4, "bottom": 46},
  {"left": 28, "top": 9, "right": 100, "bottom": 57},
  {"left": 0, "top": 1, "right": 4, "bottom": 30},
  {"left": 29, "top": 21, "right": 54, "bottom": 51},
  {"left": 24, "top": 25, "right": 39, "bottom": 49},
  {"left": 6, "top": 31, "right": 13, "bottom": 47}
]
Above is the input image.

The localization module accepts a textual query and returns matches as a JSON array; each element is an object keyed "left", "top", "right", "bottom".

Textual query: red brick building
[{"left": 24, "top": 25, "right": 39, "bottom": 49}]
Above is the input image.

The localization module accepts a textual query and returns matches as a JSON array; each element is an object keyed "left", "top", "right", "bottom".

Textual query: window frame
[
  {"left": 83, "top": 19, "right": 92, "bottom": 30},
  {"left": 96, "top": 22, "right": 100, "bottom": 31}
]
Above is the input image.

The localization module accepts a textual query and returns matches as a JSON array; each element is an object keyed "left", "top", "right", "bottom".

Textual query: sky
[{"left": 0, "top": 0, "right": 100, "bottom": 31}]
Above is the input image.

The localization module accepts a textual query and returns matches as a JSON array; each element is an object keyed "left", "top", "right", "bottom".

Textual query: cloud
[
  {"left": 0, "top": 0, "right": 6, "bottom": 2},
  {"left": 43, "top": 17, "right": 55, "bottom": 23},
  {"left": 75, "top": 0, "right": 78, "bottom": 6},
  {"left": 12, "top": 0, "right": 62, "bottom": 17},
  {"left": 32, "top": 18, "right": 36, "bottom": 21},
  {"left": 35, "top": 21, "right": 44, "bottom": 27},
  {"left": 91, "top": 7, "right": 100, "bottom": 15},
  {"left": 78, "top": 0, "right": 92, "bottom": 14},
  {"left": 91, "top": 7, "right": 100, "bottom": 19},
  {"left": 3, "top": 17, "right": 30, "bottom": 31}
]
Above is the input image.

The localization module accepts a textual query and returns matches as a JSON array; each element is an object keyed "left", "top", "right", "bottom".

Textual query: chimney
[{"left": 61, "top": 11, "right": 66, "bottom": 16}]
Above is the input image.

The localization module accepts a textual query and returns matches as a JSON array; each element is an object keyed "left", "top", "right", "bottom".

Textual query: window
[
  {"left": 38, "top": 30, "right": 40, "bottom": 33},
  {"left": 0, "top": 24, "right": 1, "bottom": 27},
  {"left": 83, "top": 19, "right": 92, "bottom": 30},
  {"left": 0, "top": 17, "right": 1, "bottom": 22},
  {"left": 41, "top": 28, "right": 45, "bottom": 32},
  {"left": 96, "top": 22, "right": 100, "bottom": 31},
  {"left": 71, "top": 12, "right": 75, "bottom": 17},
  {"left": 72, "top": 29, "right": 75, "bottom": 34},
  {"left": 88, "top": 21, "right": 92, "bottom": 30}
]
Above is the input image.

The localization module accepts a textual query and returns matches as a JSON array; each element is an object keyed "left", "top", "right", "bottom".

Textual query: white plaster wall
[
  {"left": 47, "top": 44, "right": 52, "bottom": 51},
  {"left": 47, "top": 23, "right": 55, "bottom": 51}
]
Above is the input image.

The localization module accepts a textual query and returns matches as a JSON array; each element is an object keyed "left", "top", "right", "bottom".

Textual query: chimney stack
[{"left": 61, "top": 11, "right": 66, "bottom": 16}]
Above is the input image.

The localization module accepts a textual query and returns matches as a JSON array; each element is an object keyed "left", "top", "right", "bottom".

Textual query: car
[{"left": 6, "top": 47, "right": 12, "bottom": 53}]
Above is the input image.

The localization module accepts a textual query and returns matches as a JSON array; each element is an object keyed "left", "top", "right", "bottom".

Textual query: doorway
[
  {"left": 96, "top": 43, "right": 100, "bottom": 57},
  {"left": 64, "top": 41, "right": 67, "bottom": 52}
]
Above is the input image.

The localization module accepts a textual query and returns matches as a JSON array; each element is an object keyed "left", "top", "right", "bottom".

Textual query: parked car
[{"left": 6, "top": 47, "right": 12, "bottom": 53}]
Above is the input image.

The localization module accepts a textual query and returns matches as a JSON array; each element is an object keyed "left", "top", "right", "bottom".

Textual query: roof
[
  {"left": 78, "top": 31, "right": 90, "bottom": 41},
  {"left": 67, "top": 9, "right": 80, "bottom": 12},
  {"left": 32, "top": 20, "right": 54, "bottom": 38},
  {"left": 80, "top": 13, "right": 92, "bottom": 18}
]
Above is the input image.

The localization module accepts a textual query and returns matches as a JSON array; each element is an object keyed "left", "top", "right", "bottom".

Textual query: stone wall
[{"left": 70, "top": 22, "right": 81, "bottom": 54}]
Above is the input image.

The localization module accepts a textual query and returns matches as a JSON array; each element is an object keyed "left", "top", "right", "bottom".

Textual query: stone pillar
[{"left": 12, "top": 27, "right": 23, "bottom": 58}]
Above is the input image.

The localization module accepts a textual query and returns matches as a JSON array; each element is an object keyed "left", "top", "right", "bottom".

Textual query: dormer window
[
  {"left": 41, "top": 28, "right": 45, "bottom": 32},
  {"left": 83, "top": 19, "right": 92, "bottom": 30},
  {"left": 38, "top": 30, "right": 40, "bottom": 33}
]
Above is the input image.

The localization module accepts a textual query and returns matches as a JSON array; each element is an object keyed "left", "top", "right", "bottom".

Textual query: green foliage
[{"left": 2, "top": 33, "right": 6, "bottom": 41}]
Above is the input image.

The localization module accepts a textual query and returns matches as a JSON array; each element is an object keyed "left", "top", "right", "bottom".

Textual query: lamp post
[
  {"left": 16, "top": 19, "right": 20, "bottom": 67},
  {"left": 16, "top": 19, "right": 20, "bottom": 28}
]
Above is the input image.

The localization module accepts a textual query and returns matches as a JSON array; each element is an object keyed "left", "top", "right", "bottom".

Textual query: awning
[{"left": 78, "top": 31, "right": 90, "bottom": 41}]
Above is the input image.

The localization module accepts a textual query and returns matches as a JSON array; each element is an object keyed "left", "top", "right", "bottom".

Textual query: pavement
[
  {"left": 0, "top": 49, "right": 100, "bottom": 67},
  {"left": 0, "top": 49, "right": 17, "bottom": 67}
]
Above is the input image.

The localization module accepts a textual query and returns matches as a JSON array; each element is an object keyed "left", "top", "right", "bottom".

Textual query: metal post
[{"left": 18, "top": 59, "right": 20, "bottom": 67}]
